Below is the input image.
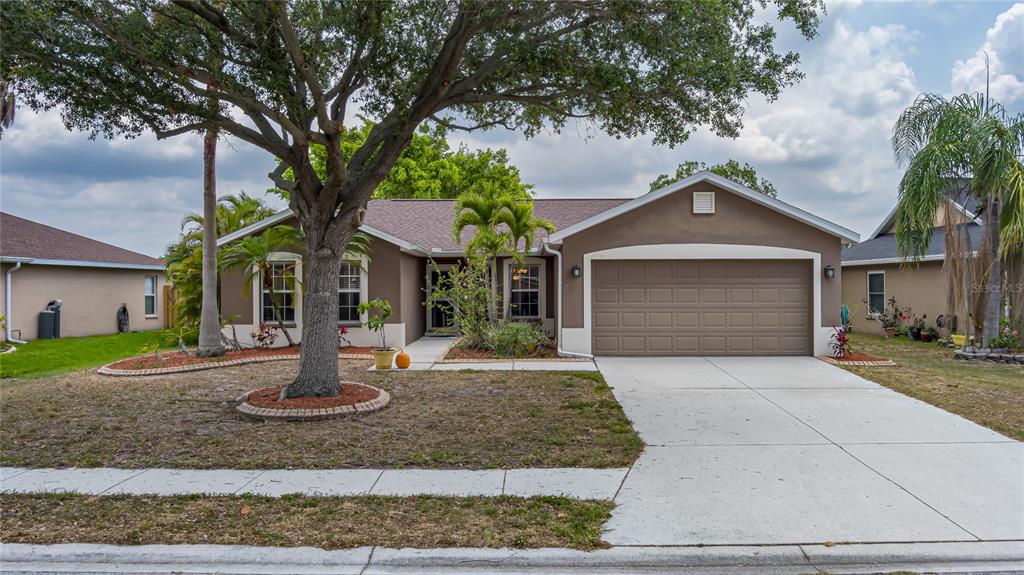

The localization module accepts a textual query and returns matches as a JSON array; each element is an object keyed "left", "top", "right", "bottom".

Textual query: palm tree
[
  {"left": 452, "top": 185, "right": 509, "bottom": 320},
  {"left": 497, "top": 198, "right": 555, "bottom": 264},
  {"left": 219, "top": 225, "right": 374, "bottom": 348},
  {"left": 219, "top": 226, "right": 304, "bottom": 347},
  {"left": 165, "top": 193, "right": 277, "bottom": 327},
  {"left": 891, "top": 92, "right": 1024, "bottom": 346},
  {"left": 197, "top": 123, "right": 224, "bottom": 357}
]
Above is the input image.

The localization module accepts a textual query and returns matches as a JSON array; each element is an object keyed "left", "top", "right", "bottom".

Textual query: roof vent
[{"left": 692, "top": 191, "right": 715, "bottom": 214}]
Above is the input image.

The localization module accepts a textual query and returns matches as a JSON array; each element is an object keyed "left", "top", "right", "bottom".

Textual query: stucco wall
[
  {"left": 558, "top": 181, "right": 844, "bottom": 330},
  {"left": 400, "top": 253, "right": 426, "bottom": 341},
  {"left": 842, "top": 261, "right": 950, "bottom": 336},
  {"left": 1, "top": 263, "right": 164, "bottom": 340}
]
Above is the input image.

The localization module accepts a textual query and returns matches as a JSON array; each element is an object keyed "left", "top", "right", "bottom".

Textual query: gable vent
[{"left": 692, "top": 191, "right": 715, "bottom": 214}]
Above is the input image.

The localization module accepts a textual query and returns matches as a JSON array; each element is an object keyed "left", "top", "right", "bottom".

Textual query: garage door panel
[
  {"left": 702, "top": 287, "right": 727, "bottom": 303},
  {"left": 592, "top": 260, "right": 811, "bottom": 356}
]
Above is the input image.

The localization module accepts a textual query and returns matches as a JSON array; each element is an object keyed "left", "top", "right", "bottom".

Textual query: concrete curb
[{"left": 2, "top": 541, "right": 1021, "bottom": 574}]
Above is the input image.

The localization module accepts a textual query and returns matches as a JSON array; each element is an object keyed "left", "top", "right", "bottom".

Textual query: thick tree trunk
[
  {"left": 196, "top": 126, "right": 225, "bottom": 358},
  {"left": 982, "top": 201, "right": 1002, "bottom": 347},
  {"left": 284, "top": 248, "right": 343, "bottom": 398}
]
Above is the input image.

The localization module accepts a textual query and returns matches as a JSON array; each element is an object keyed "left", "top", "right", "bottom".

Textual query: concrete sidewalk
[
  {"left": 372, "top": 336, "right": 598, "bottom": 371},
  {"left": 0, "top": 467, "right": 627, "bottom": 499},
  {"left": 3, "top": 541, "right": 1022, "bottom": 574}
]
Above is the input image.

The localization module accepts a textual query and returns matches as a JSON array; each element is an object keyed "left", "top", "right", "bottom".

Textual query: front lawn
[
  {"left": 0, "top": 330, "right": 184, "bottom": 380},
  {"left": 841, "top": 333, "right": 1024, "bottom": 440},
  {"left": 0, "top": 493, "right": 611, "bottom": 550},
  {"left": 0, "top": 361, "right": 642, "bottom": 469}
]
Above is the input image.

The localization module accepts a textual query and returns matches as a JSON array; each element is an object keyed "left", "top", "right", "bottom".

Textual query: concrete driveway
[{"left": 597, "top": 356, "right": 1024, "bottom": 546}]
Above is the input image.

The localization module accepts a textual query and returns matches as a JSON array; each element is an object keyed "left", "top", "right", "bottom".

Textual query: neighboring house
[
  {"left": 0, "top": 212, "right": 166, "bottom": 341},
  {"left": 841, "top": 196, "right": 982, "bottom": 336},
  {"left": 218, "top": 172, "right": 859, "bottom": 356}
]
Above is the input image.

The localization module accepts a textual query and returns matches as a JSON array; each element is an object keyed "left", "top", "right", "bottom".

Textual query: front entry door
[{"left": 427, "top": 267, "right": 457, "bottom": 333}]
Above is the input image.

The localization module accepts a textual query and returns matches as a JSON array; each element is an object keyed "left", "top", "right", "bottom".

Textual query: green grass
[
  {"left": 0, "top": 330, "right": 186, "bottom": 380},
  {"left": 0, "top": 493, "right": 612, "bottom": 550},
  {"left": 840, "top": 333, "right": 1024, "bottom": 440}
]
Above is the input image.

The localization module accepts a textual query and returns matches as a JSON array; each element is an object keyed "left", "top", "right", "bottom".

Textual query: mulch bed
[
  {"left": 445, "top": 344, "right": 563, "bottom": 361},
  {"left": 246, "top": 383, "right": 380, "bottom": 410},
  {"left": 108, "top": 346, "right": 302, "bottom": 371},
  {"left": 819, "top": 350, "right": 896, "bottom": 367},
  {"left": 838, "top": 351, "right": 889, "bottom": 362},
  {"left": 105, "top": 345, "right": 374, "bottom": 371}
]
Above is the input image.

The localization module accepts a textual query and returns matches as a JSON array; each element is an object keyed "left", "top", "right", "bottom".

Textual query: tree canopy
[
  {"left": 1, "top": 0, "right": 823, "bottom": 395},
  {"left": 278, "top": 119, "right": 532, "bottom": 200},
  {"left": 650, "top": 159, "right": 778, "bottom": 197}
]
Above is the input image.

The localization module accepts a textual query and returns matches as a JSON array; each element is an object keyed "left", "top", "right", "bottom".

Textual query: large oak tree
[{"left": 1, "top": 0, "right": 822, "bottom": 397}]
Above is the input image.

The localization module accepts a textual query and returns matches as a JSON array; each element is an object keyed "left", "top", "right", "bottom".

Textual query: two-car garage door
[{"left": 591, "top": 260, "right": 811, "bottom": 356}]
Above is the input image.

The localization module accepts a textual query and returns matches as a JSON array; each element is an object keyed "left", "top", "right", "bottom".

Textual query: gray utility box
[{"left": 37, "top": 302, "right": 62, "bottom": 339}]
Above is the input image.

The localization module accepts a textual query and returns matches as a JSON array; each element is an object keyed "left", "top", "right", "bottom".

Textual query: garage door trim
[{"left": 559, "top": 243, "right": 825, "bottom": 356}]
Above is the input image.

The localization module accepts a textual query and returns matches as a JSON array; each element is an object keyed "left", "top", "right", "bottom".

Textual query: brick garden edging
[
  {"left": 97, "top": 352, "right": 372, "bottom": 377},
  {"left": 817, "top": 355, "right": 896, "bottom": 367},
  {"left": 954, "top": 349, "right": 1024, "bottom": 364},
  {"left": 235, "top": 381, "right": 390, "bottom": 421}
]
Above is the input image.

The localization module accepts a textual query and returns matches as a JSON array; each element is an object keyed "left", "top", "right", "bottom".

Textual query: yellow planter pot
[
  {"left": 372, "top": 349, "right": 397, "bottom": 370},
  {"left": 951, "top": 334, "right": 966, "bottom": 347}
]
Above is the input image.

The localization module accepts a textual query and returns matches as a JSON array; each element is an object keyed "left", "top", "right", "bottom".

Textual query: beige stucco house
[
  {"left": 1, "top": 212, "right": 166, "bottom": 341},
  {"left": 218, "top": 172, "right": 859, "bottom": 357},
  {"left": 841, "top": 197, "right": 982, "bottom": 336}
]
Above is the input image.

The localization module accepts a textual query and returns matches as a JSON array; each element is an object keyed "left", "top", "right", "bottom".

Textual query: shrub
[
  {"left": 426, "top": 256, "right": 493, "bottom": 348},
  {"left": 485, "top": 321, "right": 549, "bottom": 358}
]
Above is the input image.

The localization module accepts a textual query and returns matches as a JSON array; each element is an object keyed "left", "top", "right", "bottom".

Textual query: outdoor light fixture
[
  {"left": 824, "top": 265, "right": 835, "bottom": 279},
  {"left": 571, "top": 265, "right": 582, "bottom": 278}
]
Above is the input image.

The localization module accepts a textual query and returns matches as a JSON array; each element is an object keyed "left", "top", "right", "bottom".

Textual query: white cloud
[
  {"left": 455, "top": 18, "right": 923, "bottom": 238},
  {"left": 950, "top": 3, "right": 1024, "bottom": 105}
]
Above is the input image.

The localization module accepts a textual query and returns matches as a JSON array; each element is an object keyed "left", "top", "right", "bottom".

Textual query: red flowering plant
[
  {"left": 828, "top": 325, "right": 851, "bottom": 358},
  {"left": 988, "top": 319, "right": 1021, "bottom": 350},
  {"left": 337, "top": 325, "right": 353, "bottom": 348}
]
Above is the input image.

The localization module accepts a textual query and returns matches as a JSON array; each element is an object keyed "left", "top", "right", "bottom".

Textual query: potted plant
[
  {"left": 908, "top": 315, "right": 926, "bottom": 340},
  {"left": 921, "top": 326, "right": 939, "bottom": 343},
  {"left": 358, "top": 298, "right": 397, "bottom": 369}
]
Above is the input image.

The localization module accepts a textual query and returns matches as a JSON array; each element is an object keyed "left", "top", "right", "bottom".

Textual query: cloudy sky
[{"left": 2, "top": 1, "right": 1022, "bottom": 257}]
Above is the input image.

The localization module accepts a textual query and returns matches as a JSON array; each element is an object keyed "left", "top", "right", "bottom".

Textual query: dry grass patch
[
  {"left": 0, "top": 361, "right": 641, "bottom": 469},
  {"left": 0, "top": 493, "right": 612, "bottom": 550},
  {"left": 841, "top": 334, "right": 1024, "bottom": 440}
]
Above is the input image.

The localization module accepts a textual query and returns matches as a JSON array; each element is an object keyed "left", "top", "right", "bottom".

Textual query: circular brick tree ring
[{"left": 236, "top": 381, "right": 390, "bottom": 421}]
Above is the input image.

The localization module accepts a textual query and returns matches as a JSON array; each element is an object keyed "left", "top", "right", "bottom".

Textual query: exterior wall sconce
[
  {"left": 571, "top": 265, "right": 582, "bottom": 278},
  {"left": 824, "top": 265, "right": 835, "bottom": 279}
]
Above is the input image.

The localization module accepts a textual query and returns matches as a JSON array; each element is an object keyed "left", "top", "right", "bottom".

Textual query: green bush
[{"left": 485, "top": 321, "right": 549, "bottom": 358}]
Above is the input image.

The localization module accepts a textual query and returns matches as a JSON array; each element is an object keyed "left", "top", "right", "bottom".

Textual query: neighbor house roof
[
  {"left": 841, "top": 222, "right": 982, "bottom": 266},
  {"left": 0, "top": 212, "right": 165, "bottom": 270},
  {"left": 218, "top": 198, "right": 631, "bottom": 253}
]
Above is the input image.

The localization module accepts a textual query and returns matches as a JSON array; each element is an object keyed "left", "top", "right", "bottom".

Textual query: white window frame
[
  {"left": 338, "top": 255, "right": 369, "bottom": 325},
  {"left": 253, "top": 252, "right": 302, "bottom": 326},
  {"left": 866, "top": 270, "right": 886, "bottom": 317},
  {"left": 144, "top": 275, "right": 158, "bottom": 317},
  {"left": 504, "top": 257, "right": 546, "bottom": 320}
]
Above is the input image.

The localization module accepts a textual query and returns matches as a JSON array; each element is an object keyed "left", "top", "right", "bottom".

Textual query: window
[
  {"left": 509, "top": 264, "right": 540, "bottom": 318},
  {"left": 338, "top": 260, "right": 362, "bottom": 323},
  {"left": 867, "top": 272, "right": 885, "bottom": 315},
  {"left": 144, "top": 276, "right": 157, "bottom": 316},
  {"left": 262, "top": 262, "right": 296, "bottom": 323}
]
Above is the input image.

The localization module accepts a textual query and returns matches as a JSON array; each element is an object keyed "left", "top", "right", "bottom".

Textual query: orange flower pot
[{"left": 395, "top": 350, "right": 411, "bottom": 369}]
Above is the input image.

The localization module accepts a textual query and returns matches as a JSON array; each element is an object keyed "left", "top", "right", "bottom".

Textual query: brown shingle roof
[
  {"left": 0, "top": 212, "right": 164, "bottom": 267},
  {"left": 363, "top": 198, "right": 630, "bottom": 251}
]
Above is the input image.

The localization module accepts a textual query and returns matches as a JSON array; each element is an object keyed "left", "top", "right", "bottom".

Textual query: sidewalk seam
[
  {"left": 365, "top": 470, "right": 385, "bottom": 495},
  {"left": 232, "top": 470, "right": 266, "bottom": 495},
  {"left": 98, "top": 469, "right": 150, "bottom": 495}
]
